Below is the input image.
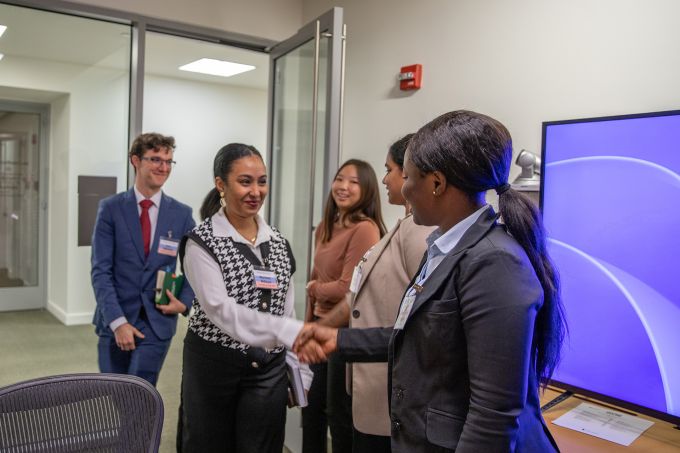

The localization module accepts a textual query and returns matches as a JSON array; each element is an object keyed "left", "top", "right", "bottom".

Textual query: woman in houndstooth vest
[{"left": 178, "top": 143, "right": 312, "bottom": 453}]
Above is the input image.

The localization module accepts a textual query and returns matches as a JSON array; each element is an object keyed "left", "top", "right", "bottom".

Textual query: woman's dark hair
[
  {"left": 409, "top": 110, "right": 565, "bottom": 385},
  {"left": 199, "top": 143, "right": 263, "bottom": 220},
  {"left": 388, "top": 133, "right": 414, "bottom": 169},
  {"left": 320, "top": 159, "right": 387, "bottom": 243}
]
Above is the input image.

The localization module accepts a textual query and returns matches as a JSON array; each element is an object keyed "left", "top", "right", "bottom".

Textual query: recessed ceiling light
[
  {"left": 179, "top": 58, "right": 255, "bottom": 78},
  {"left": 0, "top": 25, "right": 7, "bottom": 38},
  {"left": 0, "top": 54, "right": 4, "bottom": 61}
]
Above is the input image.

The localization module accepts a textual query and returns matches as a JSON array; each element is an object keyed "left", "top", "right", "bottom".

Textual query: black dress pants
[
  {"left": 352, "top": 427, "right": 391, "bottom": 453},
  {"left": 302, "top": 362, "right": 328, "bottom": 453},
  {"left": 178, "top": 331, "right": 288, "bottom": 453},
  {"left": 302, "top": 353, "right": 353, "bottom": 453}
]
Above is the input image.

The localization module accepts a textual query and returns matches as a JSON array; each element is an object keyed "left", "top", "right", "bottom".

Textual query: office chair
[{"left": 0, "top": 373, "right": 164, "bottom": 453}]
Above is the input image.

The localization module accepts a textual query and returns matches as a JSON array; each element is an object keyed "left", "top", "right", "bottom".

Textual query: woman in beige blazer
[{"left": 320, "top": 134, "right": 434, "bottom": 453}]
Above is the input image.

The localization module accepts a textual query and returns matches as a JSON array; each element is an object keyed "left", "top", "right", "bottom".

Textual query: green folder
[{"left": 155, "top": 269, "right": 185, "bottom": 305}]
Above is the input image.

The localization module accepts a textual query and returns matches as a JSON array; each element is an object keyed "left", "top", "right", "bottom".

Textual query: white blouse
[{"left": 184, "top": 209, "right": 312, "bottom": 389}]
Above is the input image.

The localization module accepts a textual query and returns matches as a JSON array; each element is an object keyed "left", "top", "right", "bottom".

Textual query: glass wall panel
[
  {"left": 0, "top": 3, "right": 130, "bottom": 313},
  {"left": 143, "top": 32, "right": 270, "bottom": 223}
]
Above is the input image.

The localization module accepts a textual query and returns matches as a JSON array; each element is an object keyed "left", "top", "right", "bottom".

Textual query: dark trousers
[
  {"left": 302, "top": 362, "right": 327, "bottom": 453},
  {"left": 178, "top": 331, "right": 288, "bottom": 453},
  {"left": 97, "top": 311, "right": 171, "bottom": 386},
  {"left": 352, "top": 428, "right": 391, "bottom": 453},
  {"left": 302, "top": 353, "right": 353, "bottom": 453}
]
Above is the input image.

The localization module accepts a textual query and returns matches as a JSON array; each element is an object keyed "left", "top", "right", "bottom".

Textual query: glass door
[
  {"left": 268, "top": 8, "right": 345, "bottom": 319},
  {"left": 0, "top": 103, "right": 48, "bottom": 311}
]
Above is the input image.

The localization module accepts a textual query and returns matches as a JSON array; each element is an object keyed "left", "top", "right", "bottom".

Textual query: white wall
[
  {"left": 303, "top": 0, "right": 680, "bottom": 225},
  {"left": 48, "top": 95, "right": 70, "bottom": 321},
  {"left": 143, "top": 75, "right": 268, "bottom": 223},
  {"left": 67, "top": 71, "right": 129, "bottom": 323},
  {"left": 69, "top": 0, "right": 304, "bottom": 42}
]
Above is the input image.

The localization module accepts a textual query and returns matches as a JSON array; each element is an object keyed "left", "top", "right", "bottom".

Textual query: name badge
[
  {"left": 349, "top": 265, "right": 363, "bottom": 294},
  {"left": 394, "top": 292, "right": 416, "bottom": 330},
  {"left": 158, "top": 236, "right": 180, "bottom": 256},
  {"left": 253, "top": 266, "right": 278, "bottom": 289},
  {"left": 350, "top": 249, "right": 373, "bottom": 294}
]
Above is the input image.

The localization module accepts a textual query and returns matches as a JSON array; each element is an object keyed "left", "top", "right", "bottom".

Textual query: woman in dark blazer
[{"left": 295, "top": 110, "right": 566, "bottom": 452}]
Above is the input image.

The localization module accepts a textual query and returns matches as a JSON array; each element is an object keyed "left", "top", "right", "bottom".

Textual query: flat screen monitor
[{"left": 541, "top": 110, "right": 680, "bottom": 424}]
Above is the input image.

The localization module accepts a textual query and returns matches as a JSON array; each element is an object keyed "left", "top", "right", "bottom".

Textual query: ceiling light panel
[{"left": 178, "top": 58, "right": 255, "bottom": 78}]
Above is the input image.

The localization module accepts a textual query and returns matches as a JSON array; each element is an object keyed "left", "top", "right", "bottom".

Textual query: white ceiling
[
  {"left": 0, "top": 3, "right": 270, "bottom": 90},
  {"left": 145, "top": 32, "right": 269, "bottom": 90}
]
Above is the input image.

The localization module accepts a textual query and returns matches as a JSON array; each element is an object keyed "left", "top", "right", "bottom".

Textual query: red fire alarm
[{"left": 398, "top": 64, "right": 422, "bottom": 90}]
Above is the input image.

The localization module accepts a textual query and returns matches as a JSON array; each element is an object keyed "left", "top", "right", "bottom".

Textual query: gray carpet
[{"left": 0, "top": 309, "right": 188, "bottom": 453}]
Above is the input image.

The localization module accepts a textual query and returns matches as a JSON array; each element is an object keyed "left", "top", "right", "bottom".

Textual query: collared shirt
[
  {"left": 415, "top": 204, "right": 491, "bottom": 286},
  {"left": 184, "top": 209, "right": 313, "bottom": 389},
  {"left": 214, "top": 207, "right": 273, "bottom": 262},
  {"left": 134, "top": 185, "right": 162, "bottom": 244}
]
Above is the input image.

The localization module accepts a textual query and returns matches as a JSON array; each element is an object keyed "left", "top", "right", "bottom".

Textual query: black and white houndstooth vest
[{"left": 184, "top": 218, "right": 294, "bottom": 354}]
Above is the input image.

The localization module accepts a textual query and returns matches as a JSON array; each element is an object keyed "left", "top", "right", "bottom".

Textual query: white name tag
[
  {"left": 158, "top": 236, "right": 180, "bottom": 256},
  {"left": 349, "top": 265, "right": 362, "bottom": 294},
  {"left": 350, "top": 247, "right": 374, "bottom": 294},
  {"left": 253, "top": 266, "right": 278, "bottom": 289},
  {"left": 394, "top": 293, "right": 416, "bottom": 330}
]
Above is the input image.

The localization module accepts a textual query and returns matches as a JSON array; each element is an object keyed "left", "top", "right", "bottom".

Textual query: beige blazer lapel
[{"left": 353, "top": 218, "right": 402, "bottom": 303}]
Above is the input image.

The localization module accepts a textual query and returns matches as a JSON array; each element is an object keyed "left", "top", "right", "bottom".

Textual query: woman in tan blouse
[{"left": 302, "top": 159, "right": 386, "bottom": 453}]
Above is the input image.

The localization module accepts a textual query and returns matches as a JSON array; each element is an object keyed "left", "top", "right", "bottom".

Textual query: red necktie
[{"left": 140, "top": 199, "right": 154, "bottom": 257}]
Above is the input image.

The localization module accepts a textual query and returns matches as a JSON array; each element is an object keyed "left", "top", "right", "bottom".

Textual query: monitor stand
[{"left": 540, "top": 389, "right": 574, "bottom": 412}]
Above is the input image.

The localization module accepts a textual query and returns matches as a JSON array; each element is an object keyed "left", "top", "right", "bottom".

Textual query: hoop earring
[{"left": 219, "top": 191, "right": 226, "bottom": 208}]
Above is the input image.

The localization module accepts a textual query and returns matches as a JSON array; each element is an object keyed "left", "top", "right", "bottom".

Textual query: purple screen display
[{"left": 542, "top": 112, "right": 680, "bottom": 418}]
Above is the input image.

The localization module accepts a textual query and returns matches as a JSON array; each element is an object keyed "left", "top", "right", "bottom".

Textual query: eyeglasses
[{"left": 140, "top": 156, "right": 176, "bottom": 168}]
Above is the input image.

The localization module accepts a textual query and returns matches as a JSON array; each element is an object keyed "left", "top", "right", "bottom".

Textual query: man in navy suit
[{"left": 91, "top": 133, "right": 195, "bottom": 386}]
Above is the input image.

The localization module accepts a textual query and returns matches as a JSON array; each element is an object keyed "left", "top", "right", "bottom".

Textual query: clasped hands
[{"left": 293, "top": 323, "right": 339, "bottom": 364}]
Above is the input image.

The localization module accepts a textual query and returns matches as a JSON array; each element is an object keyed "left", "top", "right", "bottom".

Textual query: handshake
[{"left": 293, "top": 323, "right": 339, "bottom": 364}]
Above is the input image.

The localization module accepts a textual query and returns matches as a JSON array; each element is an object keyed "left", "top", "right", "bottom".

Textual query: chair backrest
[{"left": 0, "top": 373, "right": 163, "bottom": 453}]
